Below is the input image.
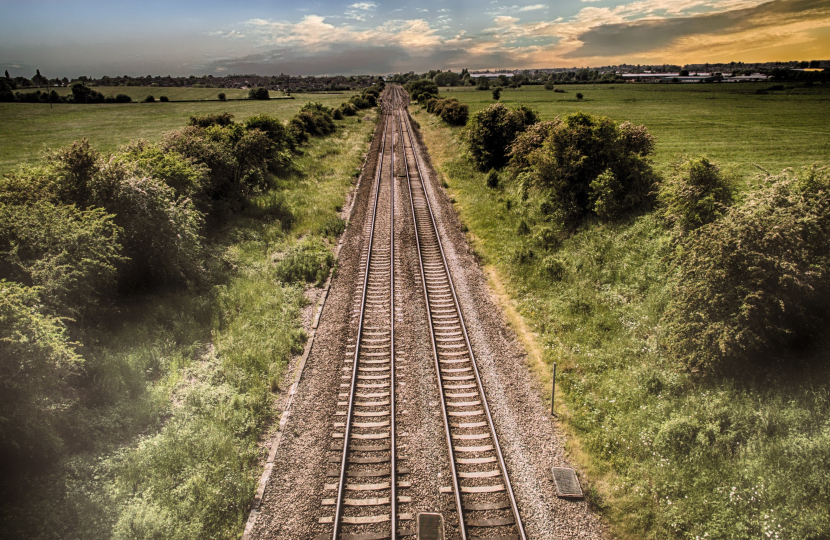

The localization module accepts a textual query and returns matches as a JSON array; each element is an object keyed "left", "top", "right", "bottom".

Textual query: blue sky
[{"left": 2, "top": 0, "right": 828, "bottom": 77}]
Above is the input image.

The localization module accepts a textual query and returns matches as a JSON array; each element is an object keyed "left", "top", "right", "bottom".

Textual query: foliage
[
  {"left": 404, "top": 79, "right": 438, "bottom": 103},
  {"left": 71, "top": 83, "right": 105, "bottom": 104},
  {"left": 159, "top": 96, "right": 169, "bottom": 102},
  {"left": 143, "top": 95, "right": 155, "bottom": 103},
  {"left": 433, "top": 71, "right": 461, "bottom": 87},
  {"left": 476, "top": 76, "right": 490, "bottom": 90},
  {"left": 217, "top": 92, "right": 226, "bottom": 101},
  {"left": 0, "top": 201, "right": 124, "bottom": 318},
  {"left": 189, "top": 112, "right": 235, "bottom": 128},
  {"left": 576, "top": 92, "right": 584, "bottom": 100},
  {"left": 492, "top": 88, "right": 501, "bottom": 101},
  {"left": 658, "top": 156, "right": 734, "bottom": 234},
  {"left": 509, "top": 111, "right": 657, "bottom": 225},
  {"left": 274, "top": 238, "right": 335, "bottom": 285},
  {"left": 0, "top": 280, "right": 83, "bottom": 470},
  {"left": 466, "top": 103, "right": 538, "bottom": 171},
  {"left": 665, "top": 165, "right": 830, "bottom": 373},
  {"left": 247, "top": 87, "right": 269, "bottom": 100}
]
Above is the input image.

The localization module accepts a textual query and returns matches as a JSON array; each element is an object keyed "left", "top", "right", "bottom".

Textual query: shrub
[
  {"left": 117, "top": 140, "right": 209, "bottom": 199},
  {"left": 0, "top": 280, "right": 82, "bottom": 469},
  {"left": 274, "top": 238, "right": 334, "bottom": 285},
  {"left": 143, "top": 95, "right": 155, "bottom": 103},
  {"left": 544, "top": 79, "right": 556, "bottom": 90},
  {"left": 349, "top": 95, "right": 370, "bottom": 109},
  {"left": 476, "top": 76, "right": 490, "bottom": 90},
  {"left": 71, "top": 83, "right": 105, "bottom": 104},
  {"left": 492, "top": 88, "right": 501, "bottom": 101},
  {"left": 466, "top": 103, "right": 538, "bottom": 171},
  {"left": 486, "top": 169, "right": 499, "bottom": 188},
  {"left": 508, "top": 111, "right": 657, "bottom": 225},
  {"left": 404, "top": 79, "right": 438, "bottom": 103},
  {"left": 665, "top": 165, "right": 830, "bottom": 373},
  {"left": 0, "top": 201, "right": 125, "bottom": 318},
  {"left": 189, "top": 112, "right": 235, "bottom": 128},
  {"left": 248, "top": 87, "right": 269, "bottom": 100},
  {"left": 333, "top": 108, "right": 343, "bottom": 120},
  {"left": 340, "top": 102, "right": 357, "bottom": 116},
  {"left": 438, "top": 100, "right": 468, "bottom": 126},
  {"left": 115, "top": 94, "right": 132, "bottom": 103},
  {"left": 159, "top": 96, "right": 169, "bottom": 102},
  {"left": 217, "top": 92, "right": 226, "bottom": 101},
  {"left": 658, "top": 157, "right": 735, "bottom": 234},
  {"left": 576, "top": 92, "right": 584, "bottom": 100}
]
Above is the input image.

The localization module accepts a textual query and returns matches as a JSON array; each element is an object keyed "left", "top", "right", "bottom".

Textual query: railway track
[
  {"left": 317, "top": 89, "right": 413, "bottom": 540},
  {"left": 317, "top": 85, "right": 525, "bottom": 540},
  {"left": 396, "top": 89, "right": 527, "bottom": 540}
]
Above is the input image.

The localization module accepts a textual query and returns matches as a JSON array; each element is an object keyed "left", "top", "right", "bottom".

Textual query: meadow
[
  {"left": 0, "top": 88, "right": 353, "bottom": 174},
  {"left": 441, "top": 83, "right": 830, "bottom": 181},
  {"left": 415, "top": 81, "right": 830, "bottom": 540}
]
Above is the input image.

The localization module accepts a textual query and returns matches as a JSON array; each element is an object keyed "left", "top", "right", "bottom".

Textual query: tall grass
[{"left": 416, "top": 109, "right": 830, "bottom": 540}]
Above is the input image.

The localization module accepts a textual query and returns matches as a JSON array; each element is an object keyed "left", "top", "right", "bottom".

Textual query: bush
[
  {"left": 189, "top": 112, "right": 235, "bottom": 128},
  {"left": 466, "top": 103, "right": 538, "bottom": 171},
  {"left": 576, "top": 92, "right": 584, "bottom": 100},
  {"left": 508, "top": 111, "right": 657, "bottom": 225},
  {"left": 217, "top": 92, "right": 226, "bottom": 101},
  {"left": 0, "top": 280, "right": 83, "bottom": 470},
  {"left": 665, "top": 165, "right": 830, "bottom": 373},
  {"left": 492, "top": 88, "right": 501, "bottom": 101},
  {"left": 404, "top": 79, "right": 438, "bottom": 103},
  {"left": 486, "top": 169, "right": 499, "bottom": 188},
  {"left": 115, "top": 94, "right": 132, "bottom": 103},
  {"left": 339, "top": 102, "right": 357, "bottom": 116},
  {"left": 658, "top": 156, "right": 734, "bottom": 233},
  {"left": 71, "top": 83, "right": 105, "bottom": 104},
  {"left": 438, "top": 100, "right": 468, "bottom": 126},
  {"left": 159, "top": 96, "right": 169, "bottom": 102},
  {"left": 117, "top": 140, "right": 209, "bottom": 199},
  {"left": 143, "top": 95, "right": 155, "bottom": 103},
  {"left": 248, "top": 87, "right": 269, "bottom": 100},
  {"left": 476, "top": 76, "right": 490, "bottom": 90},
  {"left": 333, "top": 108, "right": 343, "bottom": 120},
  {"left": 274, "top": 238, "right": 334, "bottom": 285},
  {"left": 0, "top": 201, "right": 125, "bottom": 318},
  {"left": 544, "top": 79, "right": 556, "bottom": 90}
]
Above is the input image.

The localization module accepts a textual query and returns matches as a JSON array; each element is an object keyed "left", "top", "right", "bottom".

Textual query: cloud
[
  {"left": 349, "top": 2, "right": 377, "bottom": 9},
  {"left": 486, "top": 4, "right": 548, "bottom": 15},
  {"left": 561, "top": 0, "right": 830, "bottom": 58},
  {"left": 208, "top": 30, "right": 246, "bottom": 40}
]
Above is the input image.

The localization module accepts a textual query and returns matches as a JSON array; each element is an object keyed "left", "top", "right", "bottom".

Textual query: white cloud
[{"left": 349, "top": 2, "right": 378, "bottom": 9}]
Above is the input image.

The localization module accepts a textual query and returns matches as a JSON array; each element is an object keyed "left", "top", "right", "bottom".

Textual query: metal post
[{"left": 550, "top": 363, "right": 557, "bottom": 416}]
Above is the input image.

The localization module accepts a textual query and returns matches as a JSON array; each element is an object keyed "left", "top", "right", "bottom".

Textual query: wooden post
[{"left": 551, "top": 362, "right": 557, "bottom": 416}]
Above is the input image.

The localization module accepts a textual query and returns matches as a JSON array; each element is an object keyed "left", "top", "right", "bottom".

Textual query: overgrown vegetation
[
  {"left": 414, "top": 96, "right": 830, "bottom": 539},
  {"left": 0, "top": 92, "right": 376, "bottom": 539}
]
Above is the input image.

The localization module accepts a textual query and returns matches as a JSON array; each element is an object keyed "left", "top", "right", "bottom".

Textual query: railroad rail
[
  {"left": 318, "top": 88, "right": 412, "bottom": 540},
  {"left": 395, "top": 88, "right": 527, "bottom": 540}
]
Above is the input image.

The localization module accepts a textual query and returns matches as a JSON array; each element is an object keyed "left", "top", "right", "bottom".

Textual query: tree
[
  {"left": 492, "top": 88, "right": 501, "bottom": 101},
  {"left": 4, "top": 70, "right": 9, "bottom": 79},
  {"left": 679, "top": 69, "right": 690, "bottom": 76},
  {"left": 248, "top": 87, "right": 270, "bottom": 100},
  {"left": 476, "top": 76, "right": 490, "bottom": 90},
  {"left": 217, "top": 92, "right": 227, "bottom": 101},
  {"left": 144, "top": 95, "right": 155, "bottom": 103},
  {"left": 466, "top": 103, "right": 538, "bottom": 171},
  {"left": 576, "top": 92, "right": 584, "bottom": 100}
]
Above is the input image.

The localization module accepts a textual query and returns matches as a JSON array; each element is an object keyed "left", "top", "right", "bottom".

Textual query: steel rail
[
  {"left": 332, "top": 96, "right": 395, "bottom": 540},
  {"left": 398, "top": 91, "right": 528, "bottom": 540},
  {"left": 389, "top": 87, "right": 398, "bottom": 540}
]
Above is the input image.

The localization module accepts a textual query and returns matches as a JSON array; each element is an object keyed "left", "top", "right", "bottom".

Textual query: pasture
[
  {"left": 441, "top": 82, "right": 830, "bottom": 180},
  {"left": 0, "top": 88, "right": 353, "bottom": 174}
]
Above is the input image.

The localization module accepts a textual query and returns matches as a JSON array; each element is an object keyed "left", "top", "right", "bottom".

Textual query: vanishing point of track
[{"left": 317, "top": 86, "right": 526, "bottom": 540}]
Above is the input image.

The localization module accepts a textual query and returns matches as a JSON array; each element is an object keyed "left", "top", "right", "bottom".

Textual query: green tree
[
  {"left": 248, "top": 87, "right": 269, "bottom": 100},
  {"left": 217, "top": 92, "right": 226, "bottom": 101},
  {"left": 492, "top": 88, "right": 501, "bottom": 101},
  {"left": 476, "top": 76, "right": 490, "bottom": 90},
  {"left": 466, "top": 103, "right": 538, "bottom": 171}
]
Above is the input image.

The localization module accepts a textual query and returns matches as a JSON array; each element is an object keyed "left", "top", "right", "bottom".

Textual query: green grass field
[
  {"left": 440, "top": 83, "right": 830, "bottom": 180},
  {"left": 0, "top": 88, "right": 355, "bottom": 174},
  {"left": 416, "top": 83, "right": 830, "bottom": 540}
]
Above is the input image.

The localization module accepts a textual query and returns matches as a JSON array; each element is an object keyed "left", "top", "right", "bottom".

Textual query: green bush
[
  {"left": 438, "top": 100, "right": 468, "bottom": 126},
  {"left": 118, "top": 140, "right": 209, "bottom": 199},
  {"left": 143, "top": 95, "right": 155, "bottom": 103},
  {"left": 466, "top": 103, "right": 538, "bottom": 171},
  {"left": 274, "top": 238, "right": 335, "bottom": 285},
  {"left": 665, "top": 165, "right": 830, "bottom": 373},
  {"left": 0, "top": 201, "right": 124, "bottom": 318},
  {"left": 658, "top": 156, "right": 735, "bottom": 234},
  {"left": 509, "top": 111, "right": 657, "bottom": 225},
  {"left": 217, "top": 92, "right": 226, "bottom": 101},
  {"left": 159, "top": 96, "right": 169, "bottom": 102},
  {"left": 404, "top": 79, "right": 438, "bottom": 103},
  {"left": 486, "top": 169, "right": 499, "bottom": 188},
  {"left": 476, "top": 76, "right": 490, "bottom": 90},
  {"left": 189, "top": 112, "right": 235, "bottom": 128},
  {"left": 247, "top": 87, "right": 269, "bottom": 100},
  {"left": 0, "top": 280, "right": 83, "bottom": 469}
]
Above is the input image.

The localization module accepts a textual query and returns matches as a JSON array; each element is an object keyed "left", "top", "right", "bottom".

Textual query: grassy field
[
  {"left": 414, "top": 84, "right": 830, "bottom": 539},
  {"left": 0, "top": 88, "right": 355, "bottom": 174},
  {"left": 0, "top": 109, "right": 376, "bottom": 540},
  {"left": 440, "top": 83, "right": 830, "bottom": 180}
]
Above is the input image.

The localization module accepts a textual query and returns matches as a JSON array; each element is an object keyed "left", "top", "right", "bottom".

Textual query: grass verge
[{"left": 414, "top": 107, "right": 830, "bottom": 540}]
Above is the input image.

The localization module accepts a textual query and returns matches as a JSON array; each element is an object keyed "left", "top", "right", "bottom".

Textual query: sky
[{"left": 1, "top": 0, "right": 829, "bottom": 77}]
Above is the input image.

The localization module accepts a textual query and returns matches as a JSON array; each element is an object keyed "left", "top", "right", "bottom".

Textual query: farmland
[
  {"left": 439, "top": 82, "right": 830, "bottom": 181},
  {"left": 0, "top": 88, "right": 354, "bottom": 174},
  {"left": 414, "top": 81, "right": 830, "bottom": 539}
]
